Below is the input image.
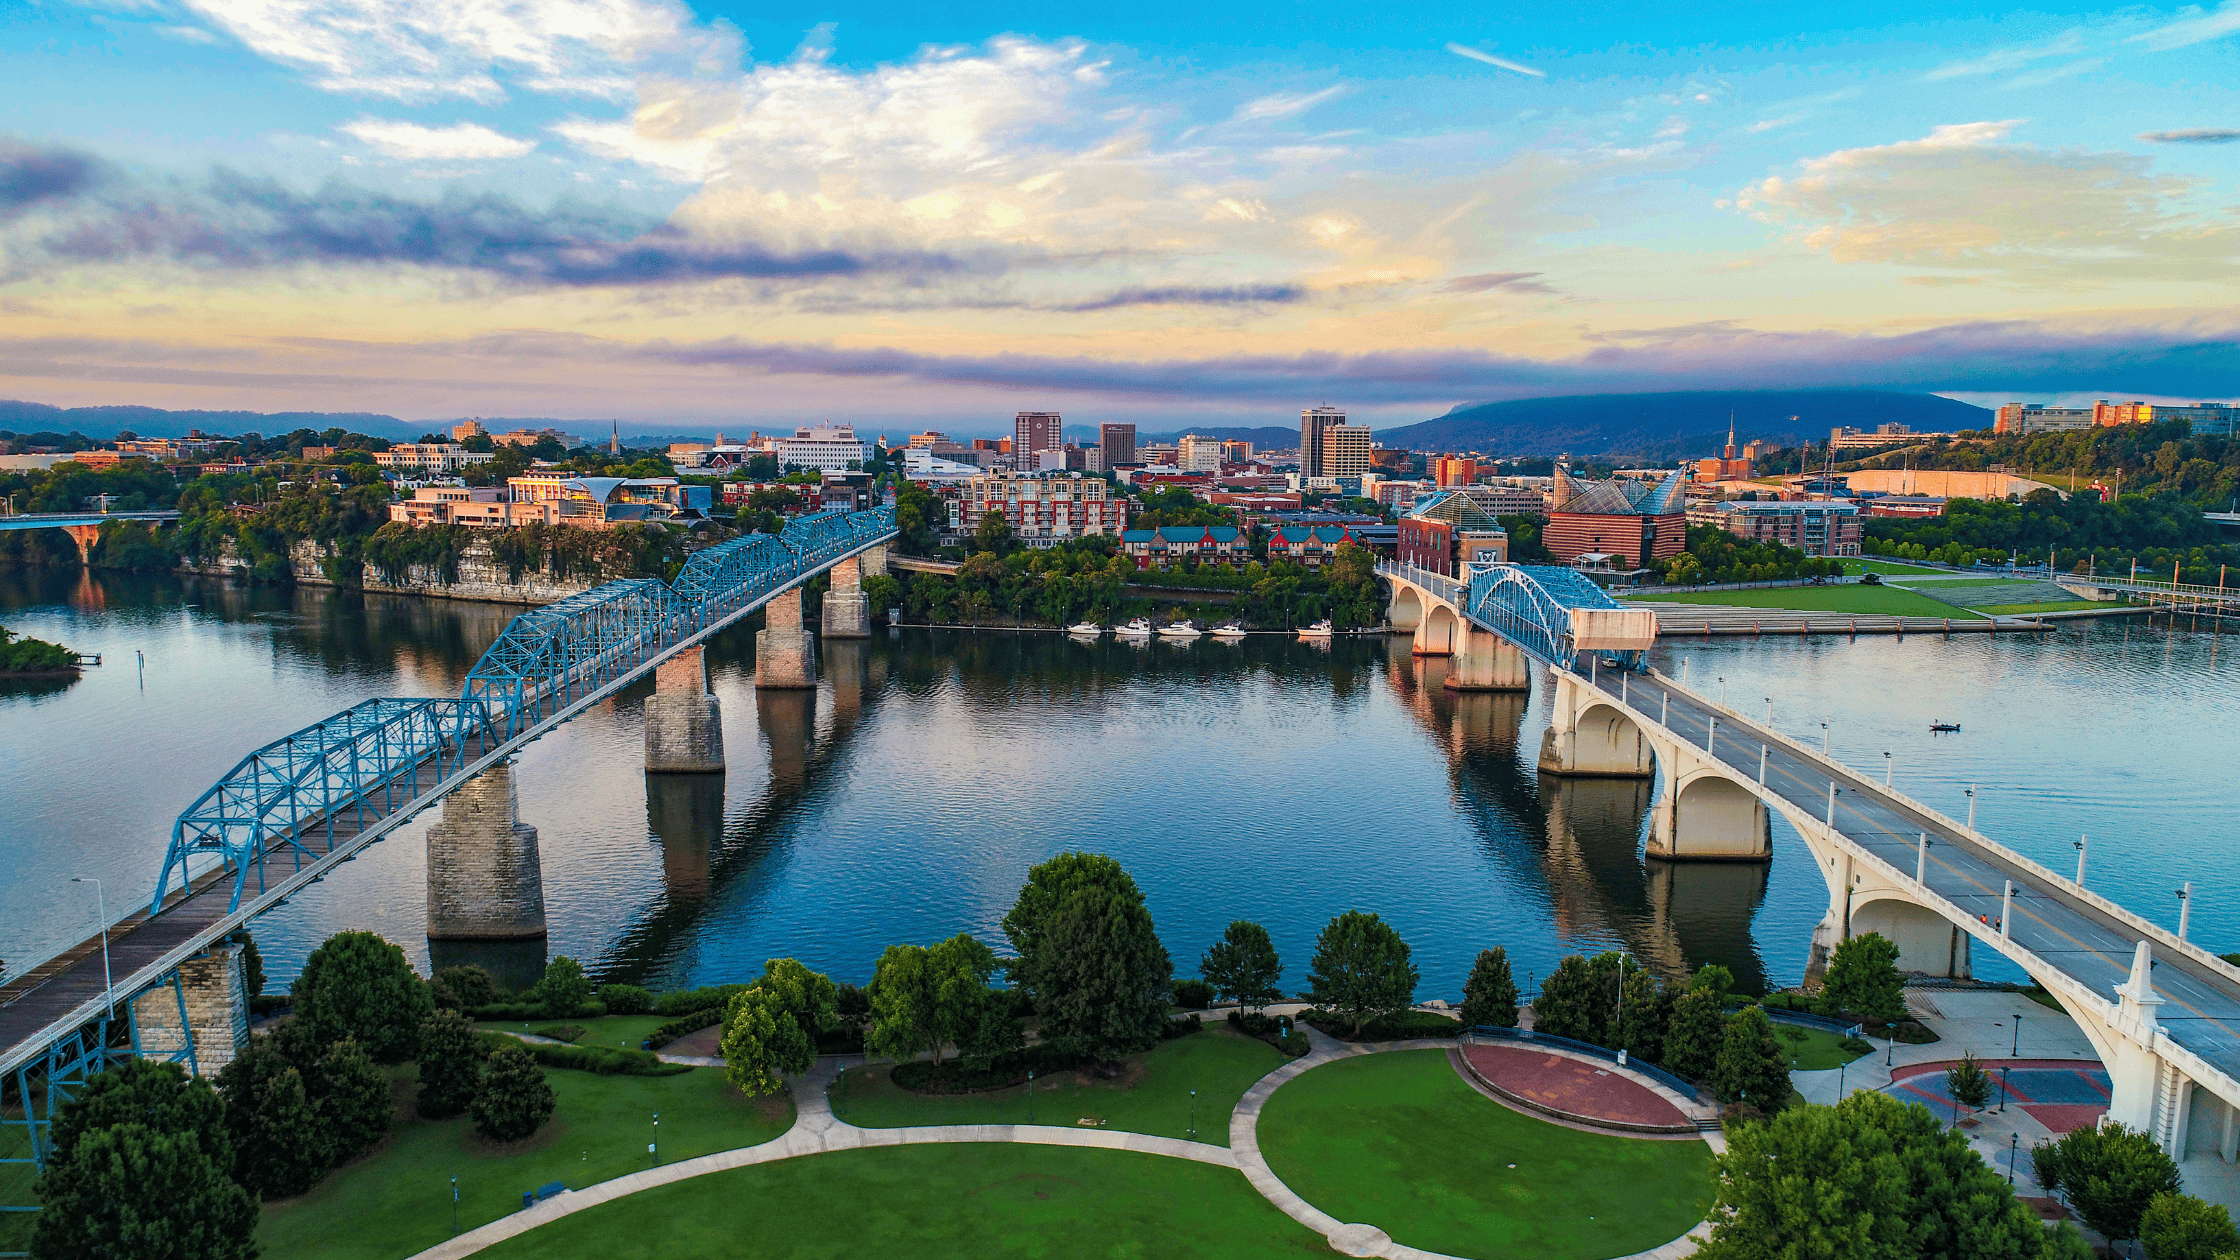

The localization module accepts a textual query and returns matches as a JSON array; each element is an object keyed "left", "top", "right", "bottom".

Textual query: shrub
[
  {"left": 599, "top": 983, "right": 654, "bottom": 1015},
  {"left": 888, "top": 1040, "right": 1090, "bottom": 1094},
  {"left": 431, "top": 965, "right": 500, "bottom": 1011},
  {"left": 416, "top": 1010, "right": 484, "bottom": 1120},
  {"left": 1162, "top": 1014, "right": 1204, "bottom": 1040},
  {"left": 535, "top": 956, "right": 592, "bottom": 1018},
  {"left": 646, "top": 1007, "right": 725, "bottom": 1050},
  {"left": 1838, "top": 1036, "right": 1875, "bottom": 1055},
  {"left": 1172, "top": 978, "right": 1215, "bottom": 1010},
  {"left": 655, "top": 984, "right": 750, "bottom": 1016},
  {"left": 292, "top": 931, "right": 431, "bottom": 1065},
  {"left": 471, "top": 1048, "right": 556, "bottom": 1142},
  {"left": 1301, "top": 1008, "right": 1459, "bottom": 1042},
  {"left": 478, "top": 1032, "right": 691, "bottom": 1078}
]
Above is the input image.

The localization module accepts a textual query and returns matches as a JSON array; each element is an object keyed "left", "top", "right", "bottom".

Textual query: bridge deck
[{"left": 1584, "top": 669, "right": 2240, "bottom": 1082}]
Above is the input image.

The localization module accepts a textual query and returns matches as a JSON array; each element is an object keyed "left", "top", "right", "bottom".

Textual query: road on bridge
[{"left": 1583, "top": 668, "right": 2240, "bottom": 1083}]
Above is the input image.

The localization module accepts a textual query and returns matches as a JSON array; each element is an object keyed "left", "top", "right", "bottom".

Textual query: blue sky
[{"left": 2, "top": 0, "right": 2237, "bottom": 432}]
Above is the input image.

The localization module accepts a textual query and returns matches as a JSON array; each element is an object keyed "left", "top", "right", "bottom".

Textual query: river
[{"left": 3, "top": 565, "right": 2233, "bottom": 1000}]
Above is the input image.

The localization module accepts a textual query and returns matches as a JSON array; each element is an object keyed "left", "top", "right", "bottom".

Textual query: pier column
[
  {"left": 1646, "top": 769, "right": 1770, "bottom": 861},
  {"left": 1414, "top": 604, "right": 1462, "bottom": 657},
  {"left": 1445, "top": 626, "right": 1531, "bottom": 691},
  {"left": 756, "top": 588, "right": 818, "bottom": 689},
  {"left": 645, "top": 645, "right": 725, "bottom": 773},
  {"left": 127, "top": 943, "right": 247, "bottom": 1078},
  {"left": 1537, "top": 671, "right": 1654, "bottom": 777},
  {"left": 426, "top": 763, "right": 547, "bottom": 940},
  {"left": 822, "top": 555, "right": 870, "bottom": 639},
  {"left": 1388, "top": 583, "right": 1425, "bottom": 637},
  {"left": 63, "top": 524, "right": 100, "bottom": 565}
]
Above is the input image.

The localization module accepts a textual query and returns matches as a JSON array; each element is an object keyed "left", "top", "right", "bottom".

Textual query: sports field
[{"left": 1629, "top": 585, "right": 1983, "bottom": 619}]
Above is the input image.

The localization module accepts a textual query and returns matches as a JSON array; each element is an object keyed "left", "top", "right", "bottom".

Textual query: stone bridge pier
[
  {"left": 1445, "top": 626, "right": 1530, "bottom": 691},
  {"left": 425, "top": 762, "right": 547, "bottom": 941},
  {"left": 822, "top": 546, "right": 879, "bottom": 639},
  {"left": 645, "top": 645, "right": 725, "bottom": 773},
  {"left": 62, "top": 524, "right": 100, "bottom": 565},
  {"left": 127, "top": 942, "right": 248, "bottom": 1078},
  {"left": 1537, "top": 671, "right": 1769, "bottom": 861},
  {"left": 756, "top": 588, "right": 817, "bottom": 689}
]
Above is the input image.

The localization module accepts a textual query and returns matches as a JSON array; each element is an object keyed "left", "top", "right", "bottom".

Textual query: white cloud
[
  {"left": 1232, "top": 86, "right": 1345, "bottom": 122},
  {"left": 172, "top": 0, "right": 705, "bottom": 101},
  {"left": 1924, "top": 30, "right": 2089, "bottom": 80},
  {"left": 2132, "top": 0, "right": 2240, "bottom": 51},
  {"left": 1445, "top": 43, "right": 1544, "bottom": 78},
  {"left": 340, "top": 117, "right": 537, "bottom": 159}
]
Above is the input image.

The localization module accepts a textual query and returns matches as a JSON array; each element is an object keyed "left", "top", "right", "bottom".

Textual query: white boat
[
  {"left": 1210, "top": 622, "right": 1248, "bottom": 639},
  {"left": 1114, "top": 618, "right": 1154, "bottom": 638},
  {"left": 1297, "top": 619, "right": 1334, "bottom": 639},
  {"left": 1067, "top": 622, "right": 1104, "bottom": 637},
  {"left": 1158, "top": 620, "right": 1203, "bottom": 639}
]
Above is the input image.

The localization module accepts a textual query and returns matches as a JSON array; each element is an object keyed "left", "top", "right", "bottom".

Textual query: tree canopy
[
  {"left": 1457, "top": 948, "right": 1519, "bottom": 1029},
  {"left": 1200, "top": 921, "right": 1284, "bottom": 1010},
  {"left": 2033, "top": 1120, "right": 2183, "bottom": 1243},
  {"left": 32, "top": 1059, "right": 256, "bottom": 1260},
  {"left": 1820, "top": 933, "right": 1907, "bottom": 1024},
  {"left": 291, "top": 931, "right": 431, "bottom": 1064},
  {"left": 1306, "top": 911, "right": 1418, "bottom": 1037}
]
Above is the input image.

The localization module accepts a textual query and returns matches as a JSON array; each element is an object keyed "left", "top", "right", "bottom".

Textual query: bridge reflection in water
[{"left": 1385, "top": 651, "right": 1770, "bottom": 995}]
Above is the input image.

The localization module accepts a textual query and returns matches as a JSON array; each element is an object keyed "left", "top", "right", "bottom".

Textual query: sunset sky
[{"left": 4, "top": 0, "right": 2238, "bottom": 433}]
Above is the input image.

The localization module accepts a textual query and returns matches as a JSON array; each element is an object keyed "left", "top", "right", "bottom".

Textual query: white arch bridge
[{"left": 1383, "top": 559, "right": 2240, "bottom": 1161}]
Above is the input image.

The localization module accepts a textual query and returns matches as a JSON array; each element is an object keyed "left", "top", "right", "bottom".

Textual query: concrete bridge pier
[
  {"left": 822, "top": 554, "right": 871, "bottom": 639},
  {"left": 126, "top": 942, "right": 248, "bottom": 1078},
  {"left": 1387, "top": 582, "right": 1425, "bottom": 638},
  {"left": 1413, "top": 603, "right": 1463, "bottom": 657},
  {"left": 756, "top": 588, "right": 817, "bottom": 689},
  {"left": 1445, "top": 626, "right": 1531, "bottom": 691},
  {"left": 63, "top": 524, "right": 100, "bottom": 565},
  {"left": 645, "top": 645, "right": 725, "bottom": 773},
  {"left": 425, "top": 762, "right": 548, "bottom": 940},
  {"left": 1537, "top": 670, "right": 1654, "bottom": 777},
  {"left": 1644, "top": 736, "right": 1771, "bottom": 862}
]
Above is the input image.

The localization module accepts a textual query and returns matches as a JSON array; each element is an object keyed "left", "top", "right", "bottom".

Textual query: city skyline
[{"left": 3, "top": 0, "right": 2239, "bottom": 426}]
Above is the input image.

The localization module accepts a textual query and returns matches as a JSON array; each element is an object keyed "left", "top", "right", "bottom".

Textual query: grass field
[
  {"left": 1769, "top": 1023, "right": 1873, "bottom": 1071},
  {"left": 1628, "top": 585, "right": 1984, "bottom": 619},
  {"left": 1256, "top": 1051, "right": 1713, "bottom": 1260},
  {"left": 256, "top": 1064, "right": 791, "bottom": 1260},
  {"left": 476, "top": 1015, "right": 680, "bottom": 1051},
  {"left": 474, "top": 1145, "right": 1330, "bottom": 1259},
  {"left": 1975, "top": 601, "right": 2128, "bottom": 615},
  {"left": 1842, "top": 559, "right": 1950, "bottom": 576},
  {"left": 831, "top": 1026, "right": 1284, "bottom": 1146}
]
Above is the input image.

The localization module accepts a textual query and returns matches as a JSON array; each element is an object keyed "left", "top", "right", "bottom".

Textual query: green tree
[
  {"left": 1819, "top": 933, "right": 1906, "bottom": 1023},
  {"left": 1532, "top": 954, "right": 1614, "bottom": 1046},
  {"left": 1660, "top": 985, "right": 1725, "bottom": 1081},
  {"left": 1200, "top": 921, "right": 1284, "bottom": 1010},
  {"left": 1306, "top": 911, "right": 1418, "bottom": 1038},
  {"left": 430, "top": 964, "right": 500, "bottom": 1012},
  {"left": 42, "top": 1057, "right": 231, "bottom": 1173},
  {"left": 1615, "top": 967, "right": 1668, "bottom": 1063},
  {"left": 1946, "top": 1051, "right": 1991, "bottom": 1119},
  {"left": 312, "top": 1038, "right": 391, "bottom": 1161},
  {"left": 1714, "top": 1006, "right": 1791, "bottom": 1111},
  {"left": 974, "top": 509, "right": 1015, "bottom": 556},
  {"left": 1691, "top": 963, "right": 1737, "bottom": 1001},
  {"left": 31, "top": 1124, "right": 259, "bottom": 1260},
  {"left": 471, "top": 1048, "right": 555, "bottom": 1143},
  {"left": 1697, "top": 1089, "right": 2092, "bottom": 1260},
  {"left": 292, "top": 931, "right": 431, "bottom": 1064},
  {"left": 2033, "top": 1120, "right": 2183, "bottom": 1243},
  {"left": 1026, "top": 884, "right": 1174, "bottom": 1061},
  {"left": 228, "top": 929, "right": 265, "bottom": 1000},
  {"left": 866, "top": 943, "right": 938, "bottom": 1065},
  {"left": 415, "top": 1010, "right": 484, "bottom": 1120},
  {"left": 721, "top": 986, "right": 813, "bottom": 1096},
  {"left": 1458, "top": 948, "right": 1520, "bottom": 1029},
  {"left": 751, "top": 958, "right": 840, "bottom": 1048},
  {"left": 237, "top": 1066, "right": 329, "bottom": 1198},
  {"left": 535, "top": 955, "right": 592, "bottom": 1017},
  {"left": 2140, "top": 1192, "right": 2240, "bottom": 1260}
]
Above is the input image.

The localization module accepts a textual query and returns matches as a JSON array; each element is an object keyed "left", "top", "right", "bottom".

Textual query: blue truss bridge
[{"left": 0, "top": 507, "right": 894, "bottom": 1189}]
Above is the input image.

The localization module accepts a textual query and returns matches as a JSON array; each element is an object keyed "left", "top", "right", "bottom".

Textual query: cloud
[
  {"left": 2131, "top": 1, "right": 2240, "bottom": 52},
  {"left": 1, "top": 142, "right": 108, "bottom": 219},
  {"left": 1046, "top": 284, "right": 1305, "bottom": 312},
  {"left": 1442, "top": 271, "right": 1553, "bottom": 294},
  {"left": 1445, "top": 43, "right": 1544, "bottom": 78},
  {"left": 1732, "top": 121, "right": 2240, "bottom": 282},
  {"left": 2140, "top": 128, "right": 2240, "bottom": 144},
  {"left": 172, "top": 0, "right": 704, "bottom": 101},
  {"left": 1924, "top": 31, "right": 2089, "bottom": 81},
  {"left": 1232, "top": 86, "right": 1346, "bottom": 122},
  {"left": 339, "top": 118, "right": 537, "bottom": 159}
]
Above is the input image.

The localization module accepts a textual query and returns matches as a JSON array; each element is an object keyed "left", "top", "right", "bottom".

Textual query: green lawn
[
  {"left": 1770, "top": 1023, "right": 1873, "bottom": 1071},
  {"left": 831, "top": 1027, "right": 1285, "bottom": 1147},
  {"left": 1843, "top": 558, "right": 1950, "bottom": 576},
  {"left": 257, "top": 1064, "right": 791, "bottom": 1260},
  {"left": 476, "top": 1014, "right": 680, "bottom": 1052},
  {"left": 1974, "top": 601, "right": 2127, "bottom": 615},
  {"left": 1628, "top": 585, "right": 1984, "bottom": 619},
  {"left": 474, "top": 1144, "right": 1330, "bottom": 1259},
  {"left": 1256, "top": 1050, "right": 1713, "bottom": 1260}
]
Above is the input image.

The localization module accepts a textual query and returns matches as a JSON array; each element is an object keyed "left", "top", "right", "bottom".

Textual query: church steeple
[{"left": 1725, "top": 413, "right": 1737, "bottom": 459}]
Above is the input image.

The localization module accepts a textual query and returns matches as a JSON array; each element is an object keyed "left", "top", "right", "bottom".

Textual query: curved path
[{"left": 407, "top": 1029, "right": 1715, "bottom": 1260}]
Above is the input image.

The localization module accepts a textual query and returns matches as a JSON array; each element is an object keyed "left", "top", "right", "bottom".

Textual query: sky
[{"left": 2, "top": 0, "right": 2238, "bottom": 436}]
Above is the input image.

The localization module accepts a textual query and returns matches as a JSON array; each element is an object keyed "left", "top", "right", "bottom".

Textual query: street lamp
[
  {"left": 1882, "top": 752, "right": 1892, "bottom": 787},
  {"left": 2012, "top": 1014, "right": 2023, "bottom": 1057},
  {"left": 1764, "top": 697, "right": 1773, "bottom": 726},
  {"left": 651, "top": 1112, "right": 659, "bottom": 1167},
  {"left": 1966, "top": 784, "right": 1976, "bottom": 831},
  {"left": 451, "top": 1175, "right": 460, "bottom": 1237},
  {"left": 69, "top": 878, "right": 112, "bottom": 1018},
  {"left": 2074, "top": 836, "right": 2088, "bottom": 886},
  {"left": 1996, "top": 1065, "right": 2011, "bottom": 1113},
  {"left": 1717, "top": 675, "right": 1726, "bottom": 706},
  {"left": 1820, "top": 721, "right": 1830, "bottom": 755},
  {"left": 1028, "top": 1070, "right": 1035, "bottom": 1123},
  {"left": 1189, "top": 1088, "right": 1197, "bottom": 1141}
]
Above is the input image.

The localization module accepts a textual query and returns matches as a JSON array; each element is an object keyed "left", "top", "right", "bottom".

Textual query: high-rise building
[
  {"left": 1099, "top": 422, "right": 1137, "bottom": 467},
  {"left": 1015, "top": 412, "right": 1063, "bottom": 465},
  {"left": 1177, "top": 434, "right": 1224, "bottom": 472},
  {"left": 1433, "top": 456, "right": 1476, "bottom": 487},
  {"left": 1300, "top": 406, "right": 1345, "bottom": 477},
  {"left": 1322, "top": 425, "right": 1372, "bottom": 478}
]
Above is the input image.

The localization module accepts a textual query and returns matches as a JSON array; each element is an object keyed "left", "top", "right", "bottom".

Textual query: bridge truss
[{"left": 1382, "top": 558, "right": 1650, "bottom": 671}]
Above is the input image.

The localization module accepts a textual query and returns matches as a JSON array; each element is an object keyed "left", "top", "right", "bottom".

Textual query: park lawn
[
  {"left": 1975, "top": 601, "right": 2127, "bottom": 615},
  {"left": 1843, "top": 558, "right": 1950, "bottom": 576},
  {"left": 257, "top": 1064, "right": 790, "bottom": 1260},
  {"left": 1627, "top": 585, "right": 1984, "bottom": 619},
  {"left": 1771, "top": 1024, "right": 1873, "bottom": 1072},
  {"left": 474, "top": 1144, "right": 1330, "bottom": 1260},
  {"left": 1257, "top": 1050, "right": 1712, "bottom": 1260},
  {"left": 831, "top": 1026, "right": 1284, "bottom": 1147},
  {"left": 474, "top": 1014, "right": 679, "bottom": 1051}
]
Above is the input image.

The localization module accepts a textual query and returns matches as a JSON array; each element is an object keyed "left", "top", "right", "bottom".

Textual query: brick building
[
  {"left": 1120, "top": 525, "right": 1249, "bottom": 568},
  {"left": 1543, "top": 468, "right": 1687, "bottom": 567},
  {"left": 1706, "top": 499, "right": 1862, "bottom": 557},
  {"left": 954, "top": 471, "right": 1125, "bottom": 545}
]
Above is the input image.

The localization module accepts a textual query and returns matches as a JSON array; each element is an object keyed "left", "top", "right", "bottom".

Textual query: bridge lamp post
[
  {"left": 1882, "top": 752, "right": 1892, "bottom": 787},
  {"left": 1717, "top": 675, "right": 1726, "bottom": 706},
  {"left": 69, "top": 877, "right": 113, "bottom": 1019},
  {"left": 2177, "top": 884, "right": 2193, "bottom": 944},
  {"left": 1819, "top": 721, "right": 1830, "bottom": 755},
  {"left": 1966, "top": 785, "right": 1976, "bottom": 832},
  {"left": 1764, "top": 697, "right": 1773, "bottom": 726},
  {"left": 2074, "top": 837, "right": 2087, "bottom": 886}
]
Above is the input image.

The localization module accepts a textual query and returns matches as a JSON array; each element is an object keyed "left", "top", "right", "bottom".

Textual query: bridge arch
[
  {"left": 1416, "top": 602, "right": 1462, "bottom": 657},
  {"left": 1539, "top": 695, "right": 1655, "bottom": 777},
  {"left": 1389, "top": 584, "right": 1425, "bottom": 636},
  {"left": 1654, "top": 771, "right": 1770, "bottom": 860},
  {"left": 1849, "top": 891, "right": 1974, "bottom": 979}
]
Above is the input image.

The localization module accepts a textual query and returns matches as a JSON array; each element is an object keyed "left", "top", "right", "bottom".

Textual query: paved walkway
[{"left": 409, "top": 1030, "right": 1719, "bottom": 1260}]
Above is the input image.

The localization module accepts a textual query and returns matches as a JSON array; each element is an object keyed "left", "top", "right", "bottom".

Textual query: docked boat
[
  {"left": 1067, "top": 622, "right": 1104, "bottom": 637},
  {"left": 1297, "top": 619, "right": 1334, "bottom": 639},
  {"left": 1210, "top": 622, "right": 1248, "bottom": 639},
  {"left": 1114, "top": 618, "right": 1154, "bottom": 638},
  {"left": 1159, "top": 620, "right": 1203, "bottom": 639}
]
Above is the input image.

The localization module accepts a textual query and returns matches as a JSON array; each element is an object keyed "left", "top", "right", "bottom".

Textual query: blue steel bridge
[{"left": 0, "top": 506, "right": 894, "bottom": 1208}]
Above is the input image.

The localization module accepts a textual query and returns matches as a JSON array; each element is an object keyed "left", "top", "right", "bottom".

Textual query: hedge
[
  {"left": 479, "top": 1031, "right": 691, "bottom": 1077},
  {"left": 1299, "top": 1009, "right": 1461, "bottom": 1042},
  {"left": 646, "top": 1007, "right": 725, "bottom": 1050},
  {"left": 655, "top": 985, "right": 750, "bottom": 1017}
]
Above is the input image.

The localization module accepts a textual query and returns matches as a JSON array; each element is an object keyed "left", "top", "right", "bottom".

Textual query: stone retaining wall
[{"left": 179, "top": 537, "right": 600, "bottom": 606}]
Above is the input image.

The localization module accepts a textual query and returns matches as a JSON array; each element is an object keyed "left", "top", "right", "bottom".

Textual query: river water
[{"left": 3, "top": 566, "right": 2233, "bottom": 1000}]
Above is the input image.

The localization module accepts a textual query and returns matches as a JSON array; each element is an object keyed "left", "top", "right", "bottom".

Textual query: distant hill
[
  {"left": 0, "top": 401, "right": 652, "bottom": 445},
  {"left": 1378, "top": 390, "right": 1994, "bottom": 459}
]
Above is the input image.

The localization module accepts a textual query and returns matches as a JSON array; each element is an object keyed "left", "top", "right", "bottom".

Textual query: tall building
[
  {"left": 1544, "top": 467, "right": 1687, "bottom": 568},
  {"left": 1100, "top": 422, "right": 1137, "bottom": 467},
  {"left": 1300, "top": 405, "right": 1345, "bottom": 477},
  {"left": 1321, "top": 425, "right": 1372, "bottom": 478},
  {"left": 1993, "top": 404, "right": 2095, "bottom": 435},
  {"left": 1433, "top": 456, "right": 1476, "bottom": 488},
  {"left": 1014, "top": 412, "right": 1063, "bottom": 465},
  {"left": 1177, "top": 434, "right": 1224, "bottom": 472},
  {"left": 957, "top": 472, "right": 1127, "bottom": 543},
  {"left": 776, "top": 425, "right": 869, "bottom": 473}
]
